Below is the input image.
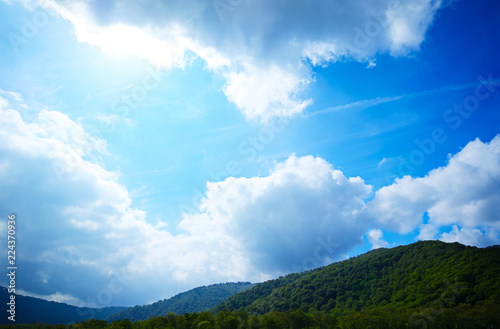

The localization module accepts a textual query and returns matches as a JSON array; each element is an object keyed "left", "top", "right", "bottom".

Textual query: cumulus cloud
[
  {"left": 222, "top": 64, "right": 313, "bottom": 123},
  {"left": 0, "top": 95, "right": 243, "bottom": 306},
  {"left": 2, "top": 87, "right": 499, "bottom": 307},
  {"left": 29, "top": 0, "right": 444, "bottom": 122},
  {"left": 366, "top": 135, "right": 500, "bottom": 245},
  {"left": 367, "top": 229, "right": 389, "bottom": 249},
  {"left": 180, "top": 155, "right": 373, "bottom": 273},
  {"left": 440, "top": 225, "right": 499, "bottom": 248},
  {"left": 0, "top": 93, "right": 374, "bottom": 305}
]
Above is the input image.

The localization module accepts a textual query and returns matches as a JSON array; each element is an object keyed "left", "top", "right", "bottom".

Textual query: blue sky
[{"left": 0, "top": 0, "right": 499, "bottom": 307}]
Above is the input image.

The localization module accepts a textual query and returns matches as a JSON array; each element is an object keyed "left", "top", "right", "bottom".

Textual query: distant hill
[
  {"left": 212, "top": 241, "right": 500, "bottom": 315},
  {"left": 107, "top": 282, "right": 255, "bottom": 322},
  {"left": 0, "top": 286, "right": 125, "bottom": 324}
]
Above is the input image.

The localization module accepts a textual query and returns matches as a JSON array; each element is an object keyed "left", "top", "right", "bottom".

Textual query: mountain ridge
[
  {"left": 0, "top": 286, "right": 126, "bottom": 325},
  {"left": 212, "top": 240, "right": 500, "bottom": 315},
  {"left": 106, "top": 282, "right": 255, "bottom": 322}
]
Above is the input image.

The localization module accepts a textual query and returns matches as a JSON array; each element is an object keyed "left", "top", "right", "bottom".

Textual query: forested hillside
[
  {"left": 0, "top": 287, "right": 125, "bottom": 324},
  {"left": 107, "top": 282, "right": 255, "bottom": 322},
  {"left": 213, "top": 241, "right": 500, "bottom": 315}
]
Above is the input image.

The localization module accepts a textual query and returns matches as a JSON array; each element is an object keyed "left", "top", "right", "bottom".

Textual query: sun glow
[{"left": 76, "top": 23, "right": 192, "bottom": 68}]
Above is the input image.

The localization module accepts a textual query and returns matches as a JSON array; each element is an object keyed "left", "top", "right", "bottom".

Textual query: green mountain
[
  {"left": 212, "top": 241, "right": 500, "bottom": 315},
  {"left": 0, "top": 286, "right": 125, "bottom": 324},
  {"left": 106, "top": 282, "right": 255, "bottom": 322}
]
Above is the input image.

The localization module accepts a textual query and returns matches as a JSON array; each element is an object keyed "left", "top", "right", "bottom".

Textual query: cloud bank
[
  {"left": 367, "top": 135, "right": 500, "bottom": 246},
  {"left": 1, "top": 90, "right": 499, "bottom": 307},
  {"left": 0, "top": 94, "right": 372, "bottom": 306},
  {"left": 28, "top": 0, "right": 444, "bottom": 122}
]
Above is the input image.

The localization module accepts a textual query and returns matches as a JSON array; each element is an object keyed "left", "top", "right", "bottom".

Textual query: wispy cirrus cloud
[
  {"left": 308, "top": 95, "right": 404, "bottom": 116},
  {"left": 308, "top": 75, "right": 500, "bottom": 116},
  {"left": 95, "top": 113, "right": 135, "bottom": 127}
]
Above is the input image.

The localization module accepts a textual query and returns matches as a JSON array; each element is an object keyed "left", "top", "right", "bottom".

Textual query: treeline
[
  {"left": 107, "top": 283, "right": 255, "bottom": 322},
  {"left": 2, "top": 302, "right": 500, "bottom": 329}
]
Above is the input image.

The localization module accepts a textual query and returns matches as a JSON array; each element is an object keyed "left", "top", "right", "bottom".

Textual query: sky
[{"left": 0, "top": 0, "right": 499, "bottom": 308}]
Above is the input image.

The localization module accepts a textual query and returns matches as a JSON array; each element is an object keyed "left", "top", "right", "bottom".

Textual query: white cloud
[
  {"left": 0, "top": 95, "right": 241, "bottom": 306},
  {"left": 367, "top": 229, "right": 389, "bottom": 249},
  {"left": 0, "top": 93, "right": 374, "bottom": 306},
  {"left": 180, "top": 154, "right": 373, "bottom": 273},
  {"left": 222, "top": 64, "right": 313, "bottom": 122},
  {"left": 308, "top": 95, "right": 404, "bottom": 117},
  {"left": 95, "top": 113, "right": 135, "bottom": 128},
  {"left": 17, "top": 289, "right": 87, "bottom": 307},
  {"left": 0, "top": 89, "right": 24, "bottom": 103},
  {"left": 366, "top": 135, "right": 500, "bottom": 244},
  {"left": 2, "top": 88, "right": 499, "bottom": 307},
  {"left": 30, "top": 0, "right": 443, "bottom": 122},
  {"left": 0, "top": 96, "right": 8, "bottom": 109},
  {"left": 385, "top": 0, "right": 443, "bottom": 54},
  {"left": 0, "top": 88, "right": 27, "bottom": 109},
  {"left": 417, "top": 223, "right": 439, "bottom": 240},
  {"left": 378, "top": 157, "right": 388, "bottom": 168},
  {"left": 439, "top": 225, "right": 499, "bottom": 247}
]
